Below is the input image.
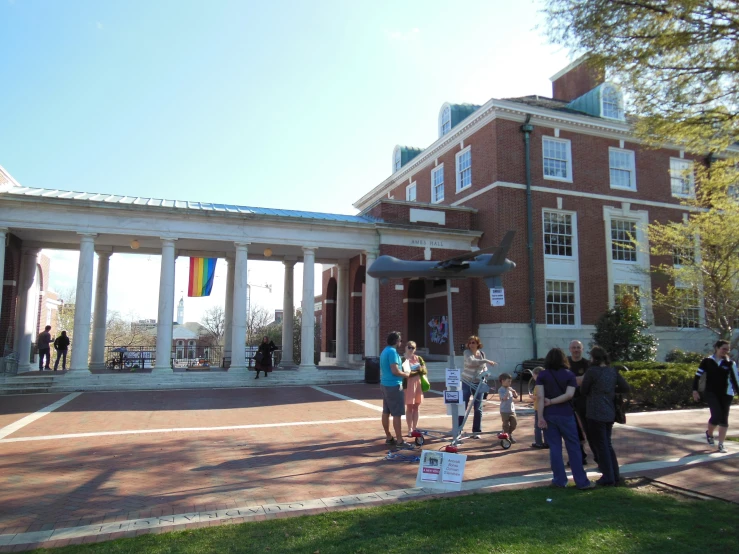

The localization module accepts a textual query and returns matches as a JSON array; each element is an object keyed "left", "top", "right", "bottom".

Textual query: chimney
[{"left": 550, "top": 55, "right": 605, "bottom": 102}]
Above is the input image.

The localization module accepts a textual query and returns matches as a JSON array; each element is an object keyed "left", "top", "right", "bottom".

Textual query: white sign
[
  {"left": 416, "top": 451, "right": 467, "bottom": 491},
  {"left": 441, "top": 453, "right": 467, "bottom": 484},
  {"left": 444, "top": 390, "right": 463, "bottom": 404},
  {"left": 490, "top": 288, "right": 505, "bottom": 306},
  {"left": 446, "top": 368, "right": 461, "bottom": 389}
]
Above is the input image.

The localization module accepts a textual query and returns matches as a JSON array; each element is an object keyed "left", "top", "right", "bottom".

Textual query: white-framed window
[
  {"left": 614, "top": 284, "right": 641, "bottom": 307},
  {"left": 543, "top": 211, "right": 573, "bottom": 257},
  {"left": 670, "top": 158, "right": 695, "bottom": 197},
  {"left": 611, "top": 219, "right": 637, "bottom": 262},
  {"left": 439, "top": 105, "right": 451, "bottom": 137},
  {"left": 601, "top": 84, "right": 625, "bottom": 121},
  {"left": 431, "top": 165, "right": 444, "bottom": 203},
  {"left": 542, "top": 136, "right": 572, "bottom": 182},
  {"left": 672, "top": 244, "right": 694, "bottom": 267},
  {"left": 609, "top": 148, "right": 636, "bottom": 190},
  {"left": 393, "top": 147, "right": 402, "bottom": 173},
  {"left": 406, "top": 182, "right": 417, "bottom": 202},
  {"left": 545, "top": 280, "right": 576, "bottom": 326},
  {"left": 675, "top": 288, "right": 701, "bottom": 328},
  {"left": 455, "top": 147, "right": 471, "bottom": 192}
]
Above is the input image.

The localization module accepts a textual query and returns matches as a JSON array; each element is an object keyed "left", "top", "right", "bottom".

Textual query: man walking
[
  {"left": 53, "top": 330, "right": 70, "bottom": 371},
  {"left": 36, "top": 325, "right": 52, "bottom": 371},
  {"left": 380, "top": 331, "right": 411, "bottom": 448}
]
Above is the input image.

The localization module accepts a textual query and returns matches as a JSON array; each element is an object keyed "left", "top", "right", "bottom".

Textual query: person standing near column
[
  {"left": 568, "top": 339, "right": 593, "bottom": 466},
  {"left": 36, "top": 325, "right": 52, "bottom": 371},
  {"left": 380, "top": 331, "right": 411, "bottom": 448},
  {"left": 53, "top": 330, "right": 70, "bottom": 371}
]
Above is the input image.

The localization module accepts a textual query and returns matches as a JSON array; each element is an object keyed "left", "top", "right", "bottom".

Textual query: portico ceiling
[{"left": 0, "top": 185, "right": 481, "bottom": 261}]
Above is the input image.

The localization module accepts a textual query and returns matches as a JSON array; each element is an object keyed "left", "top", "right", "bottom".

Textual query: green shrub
[
  {"left": 665, "top": 348, "right": 705, "bottom": 364},
  {"left": 623, "top": 368, "right": 696, "bottom": 409},
  {"left": 616, "top": 361, "right": 695, "bottom": 372}
]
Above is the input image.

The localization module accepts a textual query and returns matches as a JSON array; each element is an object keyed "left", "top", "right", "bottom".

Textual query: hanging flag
[{"left": 188, "top": 257, "right": 217, "bottom": 297}]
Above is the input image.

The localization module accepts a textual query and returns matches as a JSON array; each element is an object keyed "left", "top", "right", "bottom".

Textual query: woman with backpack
[
  {"left": 581, "top": 346, "right": 630, "bottom": 486},
  {"left": 692, "top": 340, "right": 739, "bottom": 453},
  {"left": 254, "top": 336, "right": 278, "bottom": 379}
]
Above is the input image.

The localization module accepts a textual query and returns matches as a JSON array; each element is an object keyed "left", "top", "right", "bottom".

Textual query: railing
[{"left": 104, "top": 346, "right": 156, "bottom": 370}]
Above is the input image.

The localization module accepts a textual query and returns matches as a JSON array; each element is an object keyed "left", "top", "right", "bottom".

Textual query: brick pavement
[{"left": 0, "top": 386, "right": 736, "bottom": 551}]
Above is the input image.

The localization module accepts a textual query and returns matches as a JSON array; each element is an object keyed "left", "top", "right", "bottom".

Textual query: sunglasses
[{"left": 407, "top": 346, "right": 416, "bottom": 350}]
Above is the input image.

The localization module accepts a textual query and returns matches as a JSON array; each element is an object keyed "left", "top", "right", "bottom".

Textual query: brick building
[{"left": 320, "top": 56, "right": 720, "bottom": 367}]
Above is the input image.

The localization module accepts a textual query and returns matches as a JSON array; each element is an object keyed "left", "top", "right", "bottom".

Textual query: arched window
[
  {"left": 601, "top": 84, "right": 624, "bottom": 121},
  {"left": 439, "top": 104, "right": 452, "bottom": 137},
  {"left": 393, "top": 146, "right": 402, "bottom": 173}
]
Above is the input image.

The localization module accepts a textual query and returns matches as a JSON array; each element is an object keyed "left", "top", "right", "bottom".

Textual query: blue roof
[
  {"left": 449, "top": 103, "right": 481, "bottom": 129},
  {"left": 397, "top": 145, "right": 423, "bottom": 168},
  {"left": 0, "top": 185, "right": 381, "bottom": 224}
]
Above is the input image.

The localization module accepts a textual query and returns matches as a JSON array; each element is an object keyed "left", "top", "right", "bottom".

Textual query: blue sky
[{"left": 1, "top": 0, "right": 573, "bottom": 322}]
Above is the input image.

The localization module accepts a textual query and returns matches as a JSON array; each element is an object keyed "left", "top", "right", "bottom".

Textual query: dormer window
[
  {"left": 601, "top": 84, "right": 624, "bottom": 121},
  {"left": 393, "top": 146, "right": 402, "bottom": 173},
  {"left": 439, "top": 104, "right": 451, "bottom": 137}
]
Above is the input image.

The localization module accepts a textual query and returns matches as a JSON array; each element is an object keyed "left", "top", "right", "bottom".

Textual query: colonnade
[{"left": 2, "top": 234, "right": 380, "bottom": 373}]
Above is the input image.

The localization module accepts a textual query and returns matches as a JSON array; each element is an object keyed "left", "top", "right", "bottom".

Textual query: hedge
[{"left": 609, "top": 361, "right": 697, "bottom": 410}]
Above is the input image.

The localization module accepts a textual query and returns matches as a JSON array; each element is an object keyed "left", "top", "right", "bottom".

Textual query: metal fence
[{"left": 104, "top": 345, "right": 281, "bottom": 370}]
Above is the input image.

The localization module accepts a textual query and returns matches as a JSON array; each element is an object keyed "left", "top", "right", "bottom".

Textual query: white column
[
  {"left": 280, "top": 258, "right": 296, "bottom": 366},
  {"left": 69, "top": 234, "right": 96, "bottom": 372},
  {"left": 153, "top": 238, "right": 177, "bottom": 372},
  {"left": 230, "top": 243, "right": 249, "bottom": 370},
  {"left": 364, "top": 250, "right": 379, "bottom": 357},
  {"left": 0, "top": 228, "right": 7, "bottom": 328},
  {"left": 15, "top": 247, "right": 40, "bottom": 373},
  {"left": 336, "top": 260, "right": 349, "bottom": 366},
  {"left": 90, "top": 252, "right": 111, "bottom": 369},
  {"left": 223, "top": 256, "right": 234, "bottom": 363},
  {"left": 300, "top": 247, "right": 316, "bottom": 369}
]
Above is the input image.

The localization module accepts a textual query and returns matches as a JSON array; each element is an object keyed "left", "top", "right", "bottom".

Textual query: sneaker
[
  {"left": 706, "top": 431, "right": 715, "bottom": 446},
  {"left": 385, "top": 437, "right": 396, "bottom": 445},
  {"left": 509, "top": 436, "right": 517, "bottom": 444},
  {"left": 471, "top": 434, "right": 481, "bottom": 440},
  {"left": 718, "top": 443, "right": 727, "bottom": 453},
  {"left": 543, "top": 443, "right": 550, "bottom": 449},
  {"left": 578, "top": 481, "right": 597, "bottom": 490},
  {"left": 531, "top": 443, "right": 546, "bottom": 449}
]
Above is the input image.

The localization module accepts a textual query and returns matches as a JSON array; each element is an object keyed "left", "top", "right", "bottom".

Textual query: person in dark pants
[
  {"left": 581, "top": 346, "right": 630, "bottom": 486},
  {"left": 254, "top": 336, "right": 277, "bottom": 379},
  {"left": 53, "top": 330, "right": 70, "bottom": 371},
  {"left": 36, "top": 325, "right": 52, "bottom": 371},
  {"left": 568, "top": 339, "right": 594, "bottom": 465},
  {"left": 693, "top": 340, "right": 739, "bottom": 454}
]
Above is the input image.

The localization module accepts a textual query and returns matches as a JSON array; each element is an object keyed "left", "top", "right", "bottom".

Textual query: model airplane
[{"left": 368, "top": 231, "right": 516, "bottom": 288}]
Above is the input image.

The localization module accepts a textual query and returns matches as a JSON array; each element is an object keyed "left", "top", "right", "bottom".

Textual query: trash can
[{"left": 364, "top": 356, "right": 381, "bottom": 384}]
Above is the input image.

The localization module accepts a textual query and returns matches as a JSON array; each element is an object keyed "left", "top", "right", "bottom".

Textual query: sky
[{"left": 1, "top": 0, "right": 573, "bottom": 323}]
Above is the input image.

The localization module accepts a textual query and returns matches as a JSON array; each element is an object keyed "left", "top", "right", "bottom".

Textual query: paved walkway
[{"left": 0, "top": 386, "right": 737, "bottom": 551}]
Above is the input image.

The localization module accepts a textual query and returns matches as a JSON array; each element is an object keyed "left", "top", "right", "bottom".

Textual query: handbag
[
  {"left": 421, "top": 373, "right": 431, "bottom": 393},
  {"left": 254, "top": 351, "right": 264, "bottom": 363},
  {"left": 614, "top": 393, "right": 627, "bottom": 424}
]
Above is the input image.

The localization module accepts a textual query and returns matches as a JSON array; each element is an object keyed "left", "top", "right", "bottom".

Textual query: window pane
[
  {"left": 543, "top": 212, "right": 573, "bottom": 256},
  {"left": 432, "top": 167, "right": 444, "bottom": 202},
  {"left": 543, "top": 138, "right": 569, "bottom": 179},
  {"left": 611, "top": 219, "right": 637, "bottom": 262},
  {"left": 670, "top": 159, "right": 694, "bottom": 196},
  {"left": 457, "top": 150, "right": 471, "bottom": 189},
  {"left": 546, "top": 280, "right": 576, "bottom": 325}
]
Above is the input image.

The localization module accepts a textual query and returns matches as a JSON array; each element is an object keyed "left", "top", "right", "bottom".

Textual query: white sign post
[{"left": 490, "top": 287, "right": 505, "bottom": 306}]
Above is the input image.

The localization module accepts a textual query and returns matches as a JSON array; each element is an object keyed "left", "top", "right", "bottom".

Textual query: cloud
[
  {"left": 386, "top": 28, "right": 421, "bottom": 42},
  {"left": 96, "top": 21, "right": 103, "bottom": 30}
]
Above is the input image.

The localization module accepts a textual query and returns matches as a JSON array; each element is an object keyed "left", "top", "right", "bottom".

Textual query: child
[
  {"left": 498, "top": 373, "right": 518, "bottom": 443},
  {"left": 528, "top": 366, "right": 549, "bottom": 449}
]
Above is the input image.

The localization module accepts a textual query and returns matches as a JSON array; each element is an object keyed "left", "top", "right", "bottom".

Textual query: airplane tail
[{"left": 488, "top": 231, "right": 515, "bottom": 266}]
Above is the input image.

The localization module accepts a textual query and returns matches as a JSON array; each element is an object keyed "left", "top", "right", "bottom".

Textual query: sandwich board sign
[{"left": 415, "top": 450, "right": 467, "bottom": 491}]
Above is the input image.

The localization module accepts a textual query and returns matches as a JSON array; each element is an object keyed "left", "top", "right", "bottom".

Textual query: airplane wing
[{"left": 433, "top": 245, "right": 500, "bottom": 269}]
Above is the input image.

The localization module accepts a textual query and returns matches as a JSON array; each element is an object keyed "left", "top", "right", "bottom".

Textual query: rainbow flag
[{"left": 188, "top": 257, "right": 217, "bottom": 297}]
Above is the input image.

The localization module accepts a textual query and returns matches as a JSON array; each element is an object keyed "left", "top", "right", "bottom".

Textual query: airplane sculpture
[{"left": 368, "top": 230, "right": 516, "bottom": 289}]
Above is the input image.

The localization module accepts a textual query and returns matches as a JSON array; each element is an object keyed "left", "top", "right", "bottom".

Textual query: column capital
[
  {"left": 0, "top": 227, "right": 8, "bottom": 234},
  {"left": 283, "top": 257, "right": 297, "bottom": 268},
  {"left": 234, "top": 242, "right": 250, "bottom": 250},
  {"left": 77, "top": 233, "right": 98, "bottom": 240},
  {"left": 364, "top": 249, "right": 379, "bottom": 259},
  {"left": 302, "top": 246, "right": 317, "bottom": 254},
  {"left": 337, "top": 260, "right": 350, "bottom": 270},
  {"left": 21, "top": 247, "right": 41, "bottom": 256},
  {"left": 160, "top": 237, "right": 178, "bottom": 244},
  {"left": 95, "top": 251, "right": 113, "bottom": 260}
]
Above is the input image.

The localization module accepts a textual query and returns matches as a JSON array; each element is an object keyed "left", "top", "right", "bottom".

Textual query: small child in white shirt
[{"left": 498, "top": 373, "right": 518, "bottom": 443}]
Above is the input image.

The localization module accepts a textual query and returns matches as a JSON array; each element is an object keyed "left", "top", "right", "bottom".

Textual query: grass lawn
[{"left": 31, "top": 481, "right": 739, "bottom": 554}]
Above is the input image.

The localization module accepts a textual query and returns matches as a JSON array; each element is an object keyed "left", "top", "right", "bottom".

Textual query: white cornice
[{"left": 451, "top": 180, "right": 703, "bottom": 212}]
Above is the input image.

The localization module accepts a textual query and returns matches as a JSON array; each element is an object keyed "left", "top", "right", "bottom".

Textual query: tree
[
  {"left": 56, "top": 288, "right": 76, "bottom": 352},
  {"left": 105, "top": 311, "right": 156, "bottom": 348},
  {"left": 545, "top": 0, "right": 739, "bottom": 152},
  {"left": 200, "top": 306, "right": 226, "bottom": 346},
  {"left": 246, "top": 304, "right": 273, "bottom": 345},
  {"left": 592, "top": 295, "right": 658, "bottom": 362}
]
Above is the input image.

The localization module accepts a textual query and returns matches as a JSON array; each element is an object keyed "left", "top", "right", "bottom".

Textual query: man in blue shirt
[{"left": 380, "top": 331, "right": 411, "bottom": 447}]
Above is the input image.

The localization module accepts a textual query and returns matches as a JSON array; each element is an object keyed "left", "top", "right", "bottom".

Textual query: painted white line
[
  {"left": 311, "top": 385, "right": 383, "bottom": 411},
  {"left": 0, "top": 392, "right": 82, "bottom": 440},
  {"left": 0, "top": 450, "right": 735, "bottom": 547},
  {"left": 0, "top": 414, "right": 454, "bottom": 444}
]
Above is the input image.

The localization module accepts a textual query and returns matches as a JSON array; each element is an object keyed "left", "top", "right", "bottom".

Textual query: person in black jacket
[
  {"left": 254, "top": 336, "right": 277, "bottom": 379},
  {"left": 692, "top": 340, "right": 739, "bottom": 453},
  {"left": 53, "top": 330, "right": 70, "bottom": 371}
]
